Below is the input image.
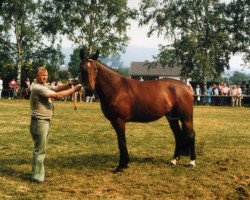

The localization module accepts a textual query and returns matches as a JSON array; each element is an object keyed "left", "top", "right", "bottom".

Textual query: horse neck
[{"left": 95, "top": 62, "right": 121, "bottom": 98}]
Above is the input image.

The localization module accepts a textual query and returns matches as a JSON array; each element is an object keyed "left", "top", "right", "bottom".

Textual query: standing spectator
[
  {"left": 194, "top": 84, "right": 202, "bottom": 105},
  {"left": 79, "top": 86, "right": 85, "bottom": 102},
  {"left": 0, "top": 76, "right": 3, "bottom": 99},
  {"left": 29, "top": 67, "right": 82, "bottom": 183},
  {"left": 25, "top": 78, "right": 31, "bottom": 89},
  {"left": 220, "top": 83, "right": 229, "bottom": 106},
  {"left": 56, "top": 79, "right": 64, "bottom": 101},
  {"left": 230, "top": 85, "right": 238, "bottom": 106},
  {"left": 218, "top": 82, "right": 224, "bottom": 93},
  {"left": 24, "top": 78, "right": 31, "bottom": 98},
  {"left": 213, "top": 85, "right": 219, "bottom": 105},
  {"left": 236, "top": 84, "right": 243, "bottom": 107},
  {"left": 205, "top": 85, "right": 213, "bottom": 106},
  {"left": 8, "top": 78, "right": 17, "bottom": 99}
]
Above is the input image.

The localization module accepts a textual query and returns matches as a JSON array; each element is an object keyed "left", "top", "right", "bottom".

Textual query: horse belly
[
  {"left": 130, "top": 113, "right": 163, "bottom": 123},
  {"left": 129, "top": 104, "right": 169, "bottom": 123},
  {"left": 129, "top": 92, "right": 172, "bottom": 122}
]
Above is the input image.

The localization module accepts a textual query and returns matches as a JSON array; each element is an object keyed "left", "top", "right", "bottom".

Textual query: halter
[
  {"left": 81, "top": 59, "right": 98, "bottom": 90},
  {"left": 86, "top": 59, "right": 98, "bottom": 72}
]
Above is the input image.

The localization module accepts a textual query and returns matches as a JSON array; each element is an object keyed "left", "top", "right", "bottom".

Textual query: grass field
[{"left": 0, "top": 99, "right": 249, "bottom": 200}]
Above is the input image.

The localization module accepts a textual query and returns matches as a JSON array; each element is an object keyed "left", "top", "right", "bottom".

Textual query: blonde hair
[{"left": 35, "top": 67, "right": 47, "bottom": 76}]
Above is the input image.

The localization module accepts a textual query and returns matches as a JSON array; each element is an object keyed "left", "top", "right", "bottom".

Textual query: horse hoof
[
  {"left": 188, "top": 160, "right": 196, "bottom": 167},
  {"left": 112, "top": 165, "right": 128, "bottom": 173},
  {"left": 170, "top": 159, "right": 177, "bottom": 165},
  {"left": 113, "top": 167, "right": 123, "bottom": 173}
]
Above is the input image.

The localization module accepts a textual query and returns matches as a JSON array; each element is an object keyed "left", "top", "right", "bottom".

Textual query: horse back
[{"left": 100, "top": 77, "right": 193, "bottom": 122}]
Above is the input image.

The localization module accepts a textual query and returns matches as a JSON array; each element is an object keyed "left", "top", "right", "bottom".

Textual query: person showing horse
[
  {"left": 30, "top": 67, "right": 82, "bottom": 183},
  {"left": 79, "top": 49, "right": 196, "bottom": 173}
]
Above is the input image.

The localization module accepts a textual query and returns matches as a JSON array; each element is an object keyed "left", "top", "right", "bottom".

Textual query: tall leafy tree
[
  {"left": 139, "top": 0, "right": 250, "bottom": 84},
  {"left": 40, "top": 0, "right": 136, "bottom": 57},
  {"left": 0, "top": 0, "right": 40, "bottom": 84},
  {"left": 68, "top": 48, "right": 82, "bottom": 78},
  {"left": 68, "top": 48, "right": 125, "bottom": 78},
  {"left": 0, "top": 0, "right": 64, "bottom": 85},
  {"left": 226, "top": 0, "right": 250, "bottom": 69},
  {"left": 229, "top": 71, "right": 250, "bottom": 84},
  {"left": 101, "top": 55, "right": 124, "bottom": 68}
]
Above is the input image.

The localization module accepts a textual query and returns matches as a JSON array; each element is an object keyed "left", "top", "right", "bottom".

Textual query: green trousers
[{"left": 30, "top": 118, "right": 50, "bottom": 182}]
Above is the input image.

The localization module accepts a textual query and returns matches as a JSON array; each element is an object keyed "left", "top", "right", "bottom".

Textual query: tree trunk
[
  {"left": 14, "top": 17, "right": 22, "bottom": 86},
  {"left": 17, "top": 60, "right": 22, "bottom": 86}
]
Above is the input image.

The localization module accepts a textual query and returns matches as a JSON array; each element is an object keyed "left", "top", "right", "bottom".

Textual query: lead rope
[
  {"left": 74, "top": 92, "right": 77, "bottom": 110},
  {"left": 72, "top": 75, "right": 82, "bottom": 111}
]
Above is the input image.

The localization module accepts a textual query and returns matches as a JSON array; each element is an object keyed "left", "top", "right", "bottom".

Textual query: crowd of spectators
[
  {"left": 192, "top": 82, "right": 249, "bottom": 107},
  {"left": 1, "top": 76, "right": 249, "bottom": 107},
  {"left": 0, "top": 77, "right": 99, "bottom": 103}
]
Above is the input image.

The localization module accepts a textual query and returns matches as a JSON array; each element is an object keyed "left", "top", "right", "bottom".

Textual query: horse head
[{"left": 79, "top": 49, "right": 99, "bottom": 92}]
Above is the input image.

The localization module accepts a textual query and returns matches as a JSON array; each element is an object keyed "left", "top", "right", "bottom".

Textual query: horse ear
[
  {"left": 91, "top": 49, "right": 99, "bottom": 60},
  {"left": 80, "top": 49, "right": 85, "bottom": 61}
]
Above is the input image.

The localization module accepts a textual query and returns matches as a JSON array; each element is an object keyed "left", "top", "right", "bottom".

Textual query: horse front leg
[{"left": 110, "top": 118, "right": 130, "bottom": 173}]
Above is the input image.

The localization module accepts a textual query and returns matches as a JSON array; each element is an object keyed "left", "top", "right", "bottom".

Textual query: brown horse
[{"left": 79, "top": 49, "right": 196, "bottom": 172}]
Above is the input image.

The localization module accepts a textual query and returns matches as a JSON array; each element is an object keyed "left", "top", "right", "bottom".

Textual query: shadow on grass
[
  {"left": 0, "top": 158, "right": 32, "bottom": 181},
  {"left": 0, "top": 153, "right": 191, "bottom": 181},
  {"left": 47, "top": 153, "right": 172, "bottom": 169}
]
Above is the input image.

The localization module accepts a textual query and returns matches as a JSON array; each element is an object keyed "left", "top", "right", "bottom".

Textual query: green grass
[{"left": 0, "top": 99, "right": 249, "bottom": 200}]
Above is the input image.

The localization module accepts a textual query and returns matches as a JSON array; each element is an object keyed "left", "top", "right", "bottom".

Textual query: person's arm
[
  {"left": 51, "top": 82, "right": 70, "bottom": 92},
  {"left": 52, "top": 80, "right": 80, "bottom": 92},
  {"left": 44, "top": 85, "right": 82, "bottom": 99}
]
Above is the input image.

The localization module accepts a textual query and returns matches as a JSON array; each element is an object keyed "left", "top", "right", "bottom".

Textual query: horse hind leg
[
  {"left": 166, "top": 118, "right": 182, "bottom": 165},
  {"left": 181, "top": 120, "right": 196, "bottom": 167}
]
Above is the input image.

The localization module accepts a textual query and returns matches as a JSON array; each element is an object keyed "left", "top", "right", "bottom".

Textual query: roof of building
[{"left": 129, "top": 61, "right": 182, "bottom": 77}]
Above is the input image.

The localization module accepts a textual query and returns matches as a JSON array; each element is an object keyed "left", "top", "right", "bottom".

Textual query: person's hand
[
  {"left": 74, "top": 84, "right": 82, "bottom": 92},
  {"left": 69, "top": 80, "right": 80, "bottom": 87}
]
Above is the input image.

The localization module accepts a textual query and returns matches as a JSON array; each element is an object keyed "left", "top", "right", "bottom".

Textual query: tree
[
  {"left": 68, "top": 48, "right": 126, "bottom": 78},
  {"left": 40, "top": 0, "right": 136, "bottom": 57},
  {"left": 101, "top": 55, "right": 124, "bottom": 68},
  {"left": 229, "top": 71, "right": 250, "bottom": 84},
  {"left": 0, "top": 0, "right": 40, "bottom": 84},
  {"left": 139, "top": 0, "right": 249, "bottom": 85},
  {"left": 68, "top": 48, "right": 82, "bottom": 79},
  {"left": 226, "top": 0, "right": 250, "bottom": 69},
  {"left": 116, "top": 67, "right": 129, "bottom": 76},
  {"left": 0, "top": 0, "right": 64, "bottom": 85}
]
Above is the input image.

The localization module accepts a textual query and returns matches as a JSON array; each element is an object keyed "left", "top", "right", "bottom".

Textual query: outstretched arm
[
  {"left": 45, "top": 85, "right": 82, "bottom": 99},
  {"left": 52, "top": 80, "right": 80, "bottom": 92}
]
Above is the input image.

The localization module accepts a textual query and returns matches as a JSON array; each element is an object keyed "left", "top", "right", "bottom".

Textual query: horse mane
[{"left": 96, "top": 60, "right": 120, "bottom": 74}]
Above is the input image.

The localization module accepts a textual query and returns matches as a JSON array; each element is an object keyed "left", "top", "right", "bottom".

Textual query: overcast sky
[{"left": 126, "top": 0, "right": 166, "bottom": 48}]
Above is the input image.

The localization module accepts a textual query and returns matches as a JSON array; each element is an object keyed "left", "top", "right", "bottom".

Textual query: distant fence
[
  {"left": 2, "top": 88, "right": 250, "bottom": 107},
  {"left": 193, "top": 95, "right": 250, "bottom": 106}
]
